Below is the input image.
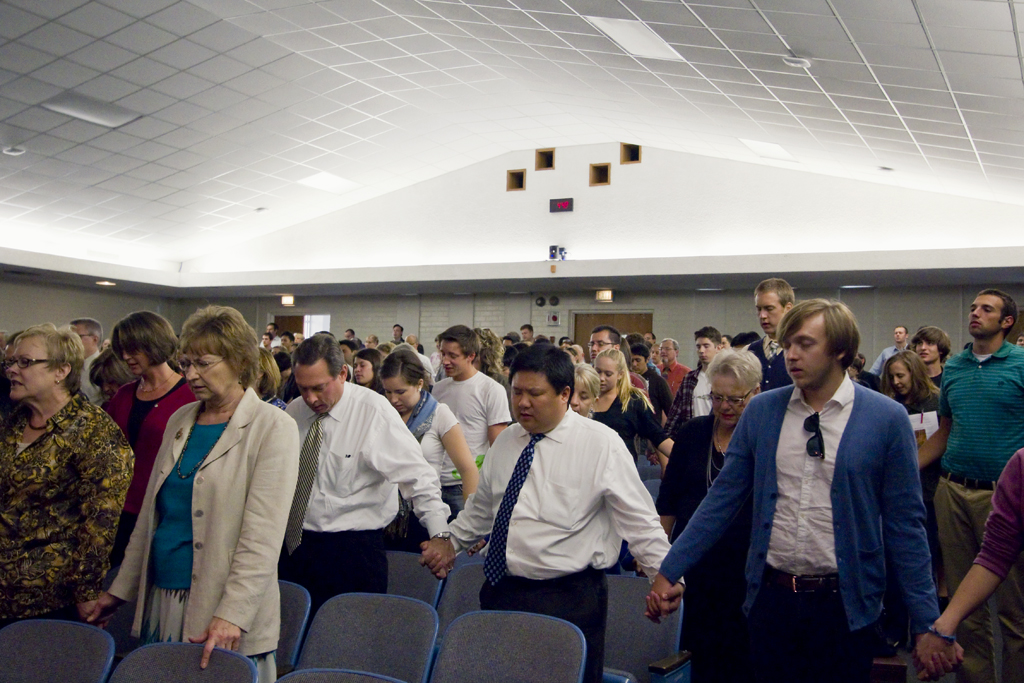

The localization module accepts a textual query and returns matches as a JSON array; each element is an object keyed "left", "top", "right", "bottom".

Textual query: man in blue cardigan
[{"left": 645, "top": 299, "right": 962, "bottom": 682}]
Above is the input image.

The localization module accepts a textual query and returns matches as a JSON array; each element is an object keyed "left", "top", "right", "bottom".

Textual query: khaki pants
[{"left": 935, "top": 477, "right": 1024, "bottom": 683}]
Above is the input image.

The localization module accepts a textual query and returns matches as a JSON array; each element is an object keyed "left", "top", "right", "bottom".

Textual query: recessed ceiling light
[
  {"left": 739, "top": 139, "right": 794, "bottom": 161},
  {"left": 281, "top": 295, "right": 294, "bottom": 306},
  {"left": 41, "top": 92, "right": 141, "bottom": 128},
  {"left": 2, "top": 146, "right": 25, "bottom": 156},
  {"left": 840, "top": 285, "right": 873, "bottom": 289},
  {"left": 879, "top": 166, "right": 894, "bottom": 172},
  {"left": 696, "top": 288, "right": 723, "bottom": 292},
  {"left": 297, "top": 171, "right": 361, "bottom": 194},
  {"left": 255, "top": 207, "right": 270, "bottom": 213},
  {"left": 585, "top": 16, "right": 684, "bottom": 61},
  {"left": 782, "top": 54, "right": 812, "bottom": 69},
  {"left": 96, "top": 280, "right": 116, "bottom": 286}
]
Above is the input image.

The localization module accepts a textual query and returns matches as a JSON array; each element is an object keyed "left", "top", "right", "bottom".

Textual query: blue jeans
[{"left": 442, "top": 484, "right": 463, "bottom": 521}]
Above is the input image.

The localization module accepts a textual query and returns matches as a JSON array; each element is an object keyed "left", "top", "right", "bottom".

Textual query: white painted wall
[{"left": 179, "top": 143, "right": 1024, "bottom": 287}]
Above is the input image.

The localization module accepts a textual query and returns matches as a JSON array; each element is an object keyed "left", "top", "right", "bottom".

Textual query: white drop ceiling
[{"left": 1, "top": 0, "right": 1024, "bottom": 283}]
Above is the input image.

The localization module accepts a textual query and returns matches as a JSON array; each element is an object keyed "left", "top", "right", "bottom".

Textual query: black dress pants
[
  {"left": 278, "top": 529, "right": 387, "bottom": 619},
  {"left": 747, "top": 575, "right": 876, "bottom": 683},
  {"left": 480, "top": 567, "right": 607, "bottom": 683}
]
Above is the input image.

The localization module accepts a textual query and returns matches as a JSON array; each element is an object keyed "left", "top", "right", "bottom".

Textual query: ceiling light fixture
[
  {"left": 595, "top": 289, "right": 614, "bottom": 302},
  {"left": 696, "top": 288, "right": 724, "bottom": 292},
  {"left": 2, "top": 146, "right": 25, "bottom": 156},
  {"left": 585, "top": 16, "right": 684, "bottom": 61},
  {"left": 41, "top": 92, "right": 141, "bottom": 128},
  {"left": 255, "top": 207, "right": 270, "bottom": 213},
  {"left": 281, "top": 295, "right": 295, "bottom": 306},
  {"left": 96, "top": 280, "right": 116, "bottom": 286},
  {"left": 879, "top": 166, "right": 894, "bottom": 172},
  {"left": 782, "top": 54, "right": 812, "bottom": 69},
  {"left": 739, "top": 139, "right": 795, "bottom": 161},
  {"left": 839, "top": 285, "right": 873, "bottom": 289},
  {"left": 297, "top": 171, "right": 361, "bottom": 194}
]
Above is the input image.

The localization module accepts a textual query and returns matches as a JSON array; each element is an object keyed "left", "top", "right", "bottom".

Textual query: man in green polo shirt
[{"left": 919, "top": 288, "right": 1024, "bottom": 683}]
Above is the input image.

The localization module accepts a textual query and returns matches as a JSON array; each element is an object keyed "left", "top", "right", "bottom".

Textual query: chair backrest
[
  {"left": 280, "top": 669, "right": 407, "bottom": 683},
  {"left": 0, "top": 619, "right": 115, "bottom": 683},
  {"left": 430, "top": 611, "right": 586, "bottom": 683},
  {"left": 297, "top": 593, "right": 438, "bottom": 683},
  {"left": 603, "top": 575, "right": 683, "bottom": 683},
  {"left": 435, "top": 562, "right": 484, "bottom": 636},
  {"left": 109, "top": 642, "right": 256, "bottom": 682},
  {"left": 387, "top": 550, "right": 443, "bottom": 606},
  {"left": 642, "top": 477, "right": 661, "bottom": 503},
  {"left": 278, "top": 580, "right": 312, "bottom": 672}
]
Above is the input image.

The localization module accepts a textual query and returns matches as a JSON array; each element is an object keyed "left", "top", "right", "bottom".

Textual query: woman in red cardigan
[{"left": 106, "top": 311, "right": 194, "bottom": 568}]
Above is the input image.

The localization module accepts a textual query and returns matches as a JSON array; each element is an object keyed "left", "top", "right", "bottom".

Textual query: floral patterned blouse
[{"left": 0, "top": 393, "right": 133, "bottom": 619}]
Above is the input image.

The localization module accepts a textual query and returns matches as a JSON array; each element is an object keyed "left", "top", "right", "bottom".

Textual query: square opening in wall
[
  {"left": 589, "top": 163, "right": 610, "bottom": 186},
  {"left": 535, "top": 148, "right": 555, "bottom": 170},
  {"left": 620, "top": 142, "right": 641, "bottom": 164},
  {"left": 507, "top": 169, "right": 525, "bottom": 191}
]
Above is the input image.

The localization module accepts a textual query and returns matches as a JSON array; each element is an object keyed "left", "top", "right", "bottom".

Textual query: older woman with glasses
[
  {"left": 0, "top": 324, "right": 132, "bottom": 628},
  {"left": 655, "top": 349, "right": 762, "bottom": 683},
  {"left": 90, "top": 306, "right": 299, "bottom": 680}
]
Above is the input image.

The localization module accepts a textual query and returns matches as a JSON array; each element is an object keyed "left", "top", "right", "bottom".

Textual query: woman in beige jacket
[{"left": 90, "top": 306, "right": 299, "bottom": 682}]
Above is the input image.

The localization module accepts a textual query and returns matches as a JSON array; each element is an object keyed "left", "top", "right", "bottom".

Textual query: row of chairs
[
  {"left": 0, "top": 609, "right": 587, "bottom": 683},
  {"left": 3, "top": 552, "right": 689, "bottom": 683}
]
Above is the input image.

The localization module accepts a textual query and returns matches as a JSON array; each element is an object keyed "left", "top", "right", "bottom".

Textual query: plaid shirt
[{"left": 665, "top": 367, "right": 702, "bottom": 437}]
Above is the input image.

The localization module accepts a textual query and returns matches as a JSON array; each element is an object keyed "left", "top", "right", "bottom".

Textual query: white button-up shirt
[
  {"left": 766, "top": 374, "right": 855, "bottom": 575},
  {"left": 449, "top": 408, "right": 672, "bottom": 579},
  {"left": 286, "top": 383, "right": 450, "bottom": 538}
]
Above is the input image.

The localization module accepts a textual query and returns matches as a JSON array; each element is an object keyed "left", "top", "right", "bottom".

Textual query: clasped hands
[
  {"left": 912, "top": 631, "right": 964, "bottom": 681},
  {"left": 644, "top": 572, "right": 684, "bottom": 623},
  {"left": 420, "top": 537, "right": 456, "bottom": 579}
]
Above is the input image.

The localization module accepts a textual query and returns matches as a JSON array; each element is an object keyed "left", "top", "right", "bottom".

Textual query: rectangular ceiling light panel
[
  {"left": 584, "top": 16, "right": 685, "bottom": 62},
  {"left": 739, "top": 138, "right": 795, "bottom": 161},
  {"left": 41, "top": 92, "right": 142, "bottom": 128},
  {"left": 297, "top": 171, "right": 361, "bottom": 194}
]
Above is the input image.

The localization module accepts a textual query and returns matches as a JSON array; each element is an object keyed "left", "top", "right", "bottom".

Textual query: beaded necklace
[{"left": 174, "top": 416, "right": 221, "bottom": 480}]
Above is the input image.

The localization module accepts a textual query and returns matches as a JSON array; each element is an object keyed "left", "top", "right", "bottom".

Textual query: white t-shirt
[
  {"left": 420, "top": 402, "right": 461, "bottom": 487},
  {"left": 432, "top": 371, "right": 512, "bottom": 457},
  {"left": 693, "top": 369, "right": 712, "bottom": 418}
]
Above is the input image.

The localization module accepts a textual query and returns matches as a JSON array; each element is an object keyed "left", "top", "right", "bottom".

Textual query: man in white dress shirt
[
  {"left": 70, "top": 317, "right": 103, "bottom": 403},
  {"left": 280, "top": 334, "right": 451, "bottom": 615},
  {"left": 421, "top": 344, "right": 674, "bottom": 683}
]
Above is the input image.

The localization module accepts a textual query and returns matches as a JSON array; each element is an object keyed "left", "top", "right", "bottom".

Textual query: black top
[
  {"left": 126, "top": 378, "right": 188, "bottom": 448},
  {"left": 593, "top": 395, "right": 668, "bottom": 460},
  {"left": 902, "top": 393, "right": 941, "bottom": 502},
  {"left": 748, "top": 337, "right": 792, "bottom": 392},
  {"left": 642, "top": 368, "right": 673, "bottom": 422},
  {"left": 656, "top": 415, "right": 753, "bottom": 547}
]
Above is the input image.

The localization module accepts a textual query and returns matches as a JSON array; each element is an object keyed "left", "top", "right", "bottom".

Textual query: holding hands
[
  {"left": 420, "top": 537, "right": 456, "bottom": 579},
  {"left": 644, "top": 572, "right": 684, "bottom": 623},
  {"left": 912, "top": 629, "right": 964, "bottom": 681}
]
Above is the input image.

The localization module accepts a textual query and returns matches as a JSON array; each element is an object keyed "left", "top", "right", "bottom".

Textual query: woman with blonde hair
[
  {"left": 571, "top": 363, "right": 600, "bottom": 418},
  {"left": 593, "top": 348, "right": 674, "bottom": 464},
  {"left": 257, "top": 347, "right": 287, "bottom": 409},
  {"left": 0, "top": 324, "right": 132, "bottom": 627},
  {"left": 91, "top": 306, "right": 299, "bottom": 680}
]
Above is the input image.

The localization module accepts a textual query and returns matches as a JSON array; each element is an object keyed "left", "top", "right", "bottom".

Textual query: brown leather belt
[
  {"left": 764, "top": 565, "right": 839, "bottom": 592},
  {"left": 942, "top": 471, "right": 995, "bottom": 491}
]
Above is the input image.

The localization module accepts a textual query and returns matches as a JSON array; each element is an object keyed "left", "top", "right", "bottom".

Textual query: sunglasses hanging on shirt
[{"left": 804, "top": 412, "right": 825, "bottom": 459}]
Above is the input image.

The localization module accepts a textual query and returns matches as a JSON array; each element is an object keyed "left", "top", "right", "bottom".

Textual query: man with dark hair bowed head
[
  {"left": 421, "top": 344, "right": 675, "bottom": 683},
  {"left": 279, "top": 334, "right": 451, "bottom": 616},
  {"left": 646, "top": 299, "right": 958, "bottom": 683}
]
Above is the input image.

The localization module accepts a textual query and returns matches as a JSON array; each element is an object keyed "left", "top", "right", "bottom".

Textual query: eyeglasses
[
  {"left": 804, "top": 412, "right": 825, "bottom": 459},
  {"left": 709, "top": 390, "right": 753, "bottom": 408},
  {"left": 3, "top": 357, "right": 49, "bottom": 371},
  {"left": 178, "top": 357, "right": 225, "bottom": 373},
  {"left": 588, "top": 340, "right": 614, "bottom": 349}
]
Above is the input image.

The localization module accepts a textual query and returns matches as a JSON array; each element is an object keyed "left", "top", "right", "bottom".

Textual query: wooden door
[
  {"left": 274, "top": 315, "right": 304, "bottom": 334},
  {"left": 573, "top": 312, "right": 653, "bottom": 349}
]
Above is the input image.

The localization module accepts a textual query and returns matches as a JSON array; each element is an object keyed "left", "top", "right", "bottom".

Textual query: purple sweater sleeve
[{"left": 975, "top": 449, "right": 1024, "bottom": 579}]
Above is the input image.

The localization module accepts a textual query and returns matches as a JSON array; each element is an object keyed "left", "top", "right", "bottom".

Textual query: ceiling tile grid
[{"left": 0, "top": 0, "right": 1023, "bottom": 267}]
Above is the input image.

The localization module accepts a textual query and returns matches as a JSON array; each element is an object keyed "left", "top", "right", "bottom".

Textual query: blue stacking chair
[{"left": 0, "top": 618, "right": 115, "bottom": 683}]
